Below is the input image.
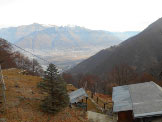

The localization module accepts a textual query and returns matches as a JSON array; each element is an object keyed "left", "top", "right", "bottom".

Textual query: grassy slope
[{"left": 1, "top": 69, "right": 88, "bottom": 122}]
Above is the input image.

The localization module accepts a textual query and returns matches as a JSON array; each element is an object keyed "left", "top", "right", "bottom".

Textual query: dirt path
[
  {"left": 87, "top": 111, "right": 113, "bottom": 122},
  {"left": 88, "top": 97, "right": 104, "bottom": 112}
]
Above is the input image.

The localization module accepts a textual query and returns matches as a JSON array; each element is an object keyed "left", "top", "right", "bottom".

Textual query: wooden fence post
[
  {"left": 97, "top": 97, "right": 98, "bottom": 104},
  {"left": 104, "top": 103, "right": 108, "bottom": 110},
  {"left": 0, "top": 65, "right": 6, "bottom": 112},
  {"left": 104, "top": 103, "right": 106, "bottom": 109},
  {"left": 91, "top": 92, "right": 94, "bottom": 98},
  {"left": 82, "top": 99, "right": 83, "bottom": 103},
  {"left": 86, "top": 97, "right": 88, "bottom": 111}
]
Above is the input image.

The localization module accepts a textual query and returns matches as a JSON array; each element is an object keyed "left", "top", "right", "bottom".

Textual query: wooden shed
[
  {"left": 68, "top": 88, "right": 88, "bottom": 110},
  {"left": 69, "top": 88, "right": 88, "bottom": 104},
  {"left": 112, "top": 81, "right": 162, "bottom": 122}
]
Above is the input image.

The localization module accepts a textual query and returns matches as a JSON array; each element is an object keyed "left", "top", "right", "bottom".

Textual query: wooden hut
[
  {"left": 69, "top": 88, "right": 88, "bottom": 110},
  {"left": 112, "top": 81, "right": 162, "bottom": 122}
]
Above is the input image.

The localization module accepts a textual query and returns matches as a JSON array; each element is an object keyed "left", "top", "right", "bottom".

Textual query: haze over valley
[{"left": 0, "top": 23, "right": 139, "bottom": 70}]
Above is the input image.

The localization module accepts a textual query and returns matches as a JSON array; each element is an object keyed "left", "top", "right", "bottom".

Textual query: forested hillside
[
  {"left": 69, "top": 18, "right": 162, "bottom": 77},
  {"left": 0, "top": 38, "right": 43, "bottom": 75}
]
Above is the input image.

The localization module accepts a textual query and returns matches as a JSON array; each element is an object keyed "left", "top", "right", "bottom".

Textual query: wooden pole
[
  {"left": 69, "top": 103, "right": 72, "bottom": 108},
  {"left": 104, "top": 103, "right": 106, "bottom": 109},
  {"left": 0, "top": 65, "right": 6, "bottom": 112},
  {"left": 86, "top": 97, "right": 88, "bottom": 111},
  {"left": 91, "top": 92, "right": 94, "bottom": 98},
  {"left": 82, "top": 99, "right": 83, "bottom": 103},
  {"left": 104, "top": 103, "right": 108, "bottom": 110}
]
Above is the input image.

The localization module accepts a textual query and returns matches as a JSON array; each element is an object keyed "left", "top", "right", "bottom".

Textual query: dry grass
[
  {"left": 87, "top": 91, "right": 113, "bottom": 110},
  {"left": 95, "top": 93, "right": 113, "bottom": 109},
  {"left": 66, "top": 84, "right": 77, "bottom": 92},
  {"left": 0, "top": 68, "right": 88, "bottom": 122}
]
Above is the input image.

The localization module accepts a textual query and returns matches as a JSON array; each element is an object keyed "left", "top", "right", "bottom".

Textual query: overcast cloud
[{"left": 0, "top": 0, "right": 162, "bottom": 31}]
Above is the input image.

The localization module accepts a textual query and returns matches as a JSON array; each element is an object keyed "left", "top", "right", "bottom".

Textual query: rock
[
  {"left": 0, "top": 118, "right": 6, "bottom": 122},
  {"left": 14, "top": 84, "right": 20, "bottom": 88},
  {"left": 78, "top": 116, "right": 85, "bottom": 121},
  {"left": 66, "top": 112, "right": 71, "bottom": 118},
  {"left": 11, "top": 100, "right": 20, "bottom": 107},
  {"left": 39, "top": 91, "right": 44, "bottom": 94},
  {"left": 33, "top": 98, "right": 41, "bottom": 101},
  {"left": 7, "top": 100, "right": 21, "bottom": 108},
  {"left": 17, "top": 96, "right": 25, "bottom": 101},
  {"left": 3, "top": 76, "right": 8, "bottom": 79}
]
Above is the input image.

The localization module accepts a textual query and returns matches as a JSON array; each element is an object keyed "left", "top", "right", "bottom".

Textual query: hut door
[{"left": 118, "top": 110, "right": 134, "bottom": 122}]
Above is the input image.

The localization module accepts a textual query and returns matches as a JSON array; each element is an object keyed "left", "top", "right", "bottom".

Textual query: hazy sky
[{"left": 0, "top": 0, "right": 162, "bottom": 31}]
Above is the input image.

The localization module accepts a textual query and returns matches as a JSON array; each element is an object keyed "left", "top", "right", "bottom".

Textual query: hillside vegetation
[
  {"left": 1, "top": 68, "right": 88, "bottom": 122},
  {"left": 0, "top": 38, "right": 43, "bottom": 75},
  {"left": 69, "top": 18, "right": 162, "bottom": 77}
]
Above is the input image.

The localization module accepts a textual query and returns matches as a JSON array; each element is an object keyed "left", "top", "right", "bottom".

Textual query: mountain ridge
[
  {"left": 0, "top": 23, "right": 140, "bottom": 71},
  {"left": 0, "top": 23, "right": 139, "bottom": 44},
  {"left": 15, "top": 26, "right": 121, "bottom": 50},
  {"left": 69, "top": 18, "right": 162, "bottom": 76}
]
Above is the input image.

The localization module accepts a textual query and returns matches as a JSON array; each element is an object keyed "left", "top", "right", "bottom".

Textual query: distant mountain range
[
  {"left": 0, "top": 23, "right": 46, "bottom": 43},
  {"left": 0, "top": 23, "right": 139, "bottom": 70},
  {"left": 69, "top": 18, "right": 162, "bottom": 76},
  {"left": 0, "top": 23, "right": 139, "bottom": 46},
  {"left": 112, "top": 31, "right": 139, "bottom": 40},
  {"left": 15, "top": 26, "right": 121, "bottom": 50}
]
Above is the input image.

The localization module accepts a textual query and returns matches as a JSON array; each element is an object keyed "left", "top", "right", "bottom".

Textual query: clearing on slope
[{"left": 0, "top": 68, "right": 88, "bottom": 122}]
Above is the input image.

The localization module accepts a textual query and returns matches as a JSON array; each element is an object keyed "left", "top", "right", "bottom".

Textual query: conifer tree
[{"left": 38, "top": 63, "right": 69, "bottom": 114}]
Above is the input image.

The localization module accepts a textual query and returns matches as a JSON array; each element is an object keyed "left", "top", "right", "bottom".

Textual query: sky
[{"left": 0, "top": 0, "right": 162, "bottom": 31}]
